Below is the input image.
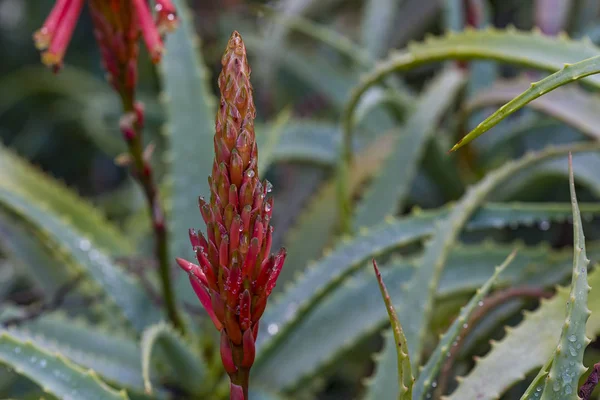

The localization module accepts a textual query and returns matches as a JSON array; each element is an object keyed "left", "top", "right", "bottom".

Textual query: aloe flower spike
[{"left": 177, "top": 31, "right": 286, "bottom": 400}]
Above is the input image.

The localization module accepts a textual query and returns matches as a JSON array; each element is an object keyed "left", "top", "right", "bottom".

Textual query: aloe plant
[{"left": 0, "top": 1, "right": 600, "bottom": 399}]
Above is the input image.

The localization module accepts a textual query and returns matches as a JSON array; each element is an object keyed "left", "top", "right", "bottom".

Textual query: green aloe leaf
[
  {"left": 463, "top": 78, "right": 600, "bottom": 141},
  {"left": 160, "top": 0, "right": 217, "bottom": 302},
  {"left": 1, "top": 310, "right": 144, "bottom": 393},
  {"left": 256, "top": 120, "right": 358, "bottom": 167},
  {"left": 398, "top": 144, "right": 600, "bottom": 370},
  {"left": 280, "top": 133, "right": 395, "bottom": 287},
  {"left": 412, "top": 250, "right": 516, "bottom": 400},
  {"left": 372, "top": 259, "right": 414, "bottom": 400},
  {"left": 353, "top": 68, "right": 465, "bottom": 229},
  {"left": 0, "top": 331, "right": 128, "bottom": 400},
  {"left": 361, "top": 0, "right": 405, "bottom": 58},
  {"left": 253, "top": 197, "right": 600, "bottom": 375},
  {"left": 0, "top": 212, "right": 74, "bottom": 296},
  {"left": 0, "top": 144, "right": 132, "bottom": 255},
  {"left": 253, "top": 240, "right": 600, "bottom": 389},
  {"left": 539, "top": 155, "right": 591, "bottom": 399},
  {"left": 0, "top": 186, "right": 161, "bottom": 332},
  {"left": 141, "top": 322, "right": 207, "bottom": 396},
  {"left": 451, "top": 54, "right": 600, "bottom": 151},
  {"left": 445, "top": 269, "right": 600, "bottom": 399},
  {"left": 338, "top": 27, "right": 600, "bottom": 227}
]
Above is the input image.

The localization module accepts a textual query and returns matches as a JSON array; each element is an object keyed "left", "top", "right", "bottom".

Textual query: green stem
[{"left": 120, "top": 95, "right": 184, "bottom": 334}]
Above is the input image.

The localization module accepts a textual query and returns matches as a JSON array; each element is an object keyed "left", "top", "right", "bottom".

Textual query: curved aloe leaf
[
  {"left": 445, "top": 268, "right": 600, "bottom": 400},
  {"left": 539, "top": 155, "right": 591, "bottom": 399},
  {"left": 253, "top": 240, "right": 600, "bottom": 389},
  {"left": 464, "top": 78, "right": 600, "bottom": 141},
  {"left": 353, "top": 68, "right": 465, "bottom": 229},
  {"left": 0, "top": 144, "right": 132, "bottom": 255},
  {"left": 451, "top": 55, "right": 600, "bottom": 152},
  {"left": 254, "top": 197, "right": 600, "bottom": 375},
  {"left": 141, "top": 322, "right": 206, "bottom": 396},
  {"left": 159, "top": 0, "right": 217, "bottom": 303},
  {"left": 338, "top": 27, "right": 600, "bottom": 228},
  {"left": 413, "top": 250, "right": 516, "bottom": 400},
  {"left": 403, "top": 144, "right": 600, "bottom": 369},
  {"left": 0, "top": 331, "right": 128, "bottom": 400},
  {"left": 2, "top": 311, "right": 144, "bottom": 393},
  {"left": 446, "top": 166, "right": 596, "bottom": 400},
  {"left": 0, "top": 187, "right": 161, "bottom": 332},
  {"left": 452, "top": 56, "right": 600, "bottom": 151}
]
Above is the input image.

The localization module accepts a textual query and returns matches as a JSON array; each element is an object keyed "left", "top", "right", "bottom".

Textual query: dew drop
[
  {"left": 536, "top": 386, "right": 542, "bottom": 392},
  {"left": 79, "top": 239, "right": 91, "bottom": 251},
  {"left": 569, "top": 346, "right": 577, "bottom": 356},
  {"left": 39, "top": 359, "right": 47, "bottom": 368},
  {"left": 568, "top": 334, "right": 576, "bottom": 342},
  {"left": 565, "top": 384, "right": 572, "bottom": 394},
  {"left": 553, "top": 380, "right": 560, "bottom": 392},
  {"left": 267, "top": 323, "right": 279, "bottom": 335},
  {"left": 478, "top": 301, "right": 484, "bottom": 307},
  {"left": 246, "top": 170, "right": 255, "bottom": 179},
  {"left": 265, "top": 181, "right": 273, "bottom": 193},
  {"left": 462, "top": 323, "right": 468, "bottom": 329},
  {"left": 155, "top": 3, "right": 163, "bottom": 11},
  {"left": 264, "top": 202, "right": 272, "bottom": 213},
  {"left": 539, "top": 220, "right": 550, "bottom": 231},
  {"left": 431, "top": 381, "right": 437, "bottom": 388},
  {"left": 13, "top": 347, "right": 20, "bottom": 354}
]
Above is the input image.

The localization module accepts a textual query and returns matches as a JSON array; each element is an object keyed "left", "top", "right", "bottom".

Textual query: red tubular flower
[
  {"left": 33, "top": 0, "right": 178, "bottom": 72},
  {"left": 176, "top": 31, "right": 286, "bottom": 399}
]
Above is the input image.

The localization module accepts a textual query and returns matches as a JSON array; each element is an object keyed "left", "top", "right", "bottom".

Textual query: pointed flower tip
[
  {"left": 226, "top": 30, "right": 246, "bottom": 54},
  {"left": 34, "top": 0, "right": 84, "bottom": 71},
  {"left": 41, "top": 51, "right": 64, "bottom": 69},
  {"left": 175, "top": 257, "right": 194, "bottom": 272},
  {"left": 33, "top": 29, "right": 51, "bottom": 50}
]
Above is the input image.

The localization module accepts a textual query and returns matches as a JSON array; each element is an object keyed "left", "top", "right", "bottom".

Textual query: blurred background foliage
[{"left": 2, "top": 0, "right": 600, "bottom": 399}]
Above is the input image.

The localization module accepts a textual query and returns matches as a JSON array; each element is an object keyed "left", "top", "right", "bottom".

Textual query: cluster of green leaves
[{"left": 2, "top": 0, "right": 600, "bottom": 399}]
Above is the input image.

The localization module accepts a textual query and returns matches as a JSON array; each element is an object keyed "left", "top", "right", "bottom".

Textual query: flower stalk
[
  {"left": 34, "top": 0, "right": 184, "bottom": 332},
  {"left": 176, "top": 31, "right": 286, "bottom": 399}
]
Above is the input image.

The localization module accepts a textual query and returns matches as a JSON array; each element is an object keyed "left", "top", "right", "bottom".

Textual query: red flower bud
[
  {"left": 220, "top": 331, "right": 237, "bottom": 375},
  {"left": 241, "top": 329, "right": 255, "bottom": 368}
]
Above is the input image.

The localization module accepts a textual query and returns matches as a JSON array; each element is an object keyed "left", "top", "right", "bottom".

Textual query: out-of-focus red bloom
[
  {"left": 33, "top": 0, "right": 178, "bottom": 73},
  {"left": 176, "top": 31, "right": 286, "bottom": 400}
]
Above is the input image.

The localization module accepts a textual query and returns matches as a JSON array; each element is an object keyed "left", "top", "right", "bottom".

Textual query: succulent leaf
[
  {"left": 539, "top": 155, "right": 591, "bottom": 399},
  {"left": 0, "top": 331, "right": 128, "bottom": 400}
]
